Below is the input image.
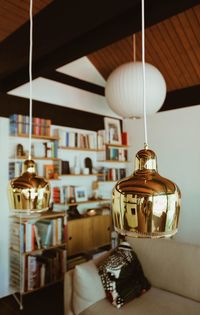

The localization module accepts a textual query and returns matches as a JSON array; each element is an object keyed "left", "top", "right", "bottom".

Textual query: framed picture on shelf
[
  {"left": 104, "top": 117, "right": 122, "bottom": 145},
  {"left": 75, "top": 186, "right": 88, "bottom": 202},
  {"left": 44, "top": 164, "right": 59, "bottom": 179}
]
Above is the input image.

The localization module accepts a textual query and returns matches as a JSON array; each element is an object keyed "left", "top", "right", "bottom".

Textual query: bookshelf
[
  {"left": 9, "top": 210, "right": 67, "bottom": 309},
  {"left": 8, "top": 115, "right": 129, "bottom": 292}
]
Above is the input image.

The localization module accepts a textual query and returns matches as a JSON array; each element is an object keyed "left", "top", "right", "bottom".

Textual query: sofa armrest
[{"left": 64, "top": 270, "right": 74, "bottom": 315}]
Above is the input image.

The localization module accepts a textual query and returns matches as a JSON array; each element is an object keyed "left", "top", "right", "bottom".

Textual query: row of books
[
  {"left": 105, "top": 147, "right": 128, "bottom": 161},
  {"left": 52, "top": 185, "right": 87, "bottom": 204},
  {"left": 9, "top": 162, "right": 22, "bottom": 179},
  {"left": 9, "top": 160, "right": 59, "bottom": 180},
  {"left": 10, "top": 218, "right": 67, "bottom": 252},
  {"left": 9, "top": 114, "right": 51, "bottom": 136},
  {"left": 10, "top": 248, "right": 66, "bottom": 292},
  {"left": 54, "top": 128, "right": 97, "bottom": 149},
  {"left": 97, "top": 167, "right": 126, "bottom": 181}
]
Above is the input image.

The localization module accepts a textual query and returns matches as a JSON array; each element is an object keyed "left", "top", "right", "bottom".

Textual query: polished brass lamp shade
[
  {"left": 8, "top": 159, "right": 51, "bottom": 213},
  {"left": 112, "top": 148, "right": 181, "bottom": 238}
]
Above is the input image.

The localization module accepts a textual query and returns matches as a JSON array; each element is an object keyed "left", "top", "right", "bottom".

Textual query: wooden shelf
[
  {"left": 97, "top": 160, "right": 130, "bottom": 163},
  {"left": 10, "top": 210, "right": 66, "bottom": 221},
  {"left": 10, "top": 243, "right": 66, "bottom": 256},
  {"left": 21, "top": 279, "right": 63, "bottom": 295},
  {"left": 56, "top": 199, "right": 111, "bottom": 206},
  {"left": 60, "top": 174, "right": 99, "bottom": 177},
  {"left": 10, "top": 134, "right": 59, "bottom": 141},
  {"left": 9, "top": 157, "right": 60, "bottom": 161},
  {"left": 59, "top": 146, "right": 97, "bottom": 152},
  {"left": 98, "top": 180, "right": 116, "bottom": 183},
  {"left": 105, "top": 143, "right": 129, "bottom": 148}
]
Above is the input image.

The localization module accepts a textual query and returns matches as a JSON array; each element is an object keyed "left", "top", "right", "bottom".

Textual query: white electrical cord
[
  {"left": 133, "top": 34, "right": 136, "bottom": 62},
  {"left": 141, "top": 0, "right": 148, "bottom": 149},
  {"left": 28, "top": 0, "right": 33, "bottom": 160}
]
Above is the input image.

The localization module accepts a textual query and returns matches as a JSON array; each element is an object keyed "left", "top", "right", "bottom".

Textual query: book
[{"left": 36, "top": 220, "right": 52, "bottom": 248}]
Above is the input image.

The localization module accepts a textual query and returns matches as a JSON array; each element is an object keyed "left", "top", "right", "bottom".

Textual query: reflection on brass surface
[
  {"left": 112, "top": 148, "right": 181, "bottom": 238},
  {"left": 8, "top": 159, "right": 51, "bottom": 213}
]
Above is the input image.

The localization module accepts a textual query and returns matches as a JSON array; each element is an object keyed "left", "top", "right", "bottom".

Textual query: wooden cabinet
[{"left": 67, "top": 215, "right": 112, "bottom": 256}]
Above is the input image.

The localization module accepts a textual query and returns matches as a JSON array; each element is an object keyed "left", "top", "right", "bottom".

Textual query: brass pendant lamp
[
  {"left": 112, "top": 0, "right": 181, "bottom": 238},
  {"left": 8, "top": 0, "right": 51, "bottom": 214}
]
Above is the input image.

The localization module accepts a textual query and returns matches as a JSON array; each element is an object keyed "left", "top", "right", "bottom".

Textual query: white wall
[
  {"left": 123, "top": 105, "right": 200, "bottom": 245},
  {"left": 0, "top": 118, "right": 9, "bottom": 297}
]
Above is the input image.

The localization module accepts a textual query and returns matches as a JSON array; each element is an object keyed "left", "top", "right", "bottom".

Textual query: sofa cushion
[
  {"left": 98, "top": 242, "right": 150, "bottom": 308},
  {"left": 80, "top": 287, "right": 200, "bottom": 315},
  {"left": 73, "top": 260, "right": 106, "bottom": 315},
  {"left": 127, "top": 238, "right": 200, "bottom": 302}
]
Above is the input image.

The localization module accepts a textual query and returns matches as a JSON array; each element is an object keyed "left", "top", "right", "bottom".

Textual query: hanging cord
[
  {"left": 141, "top": 0, "right": 148, "bottom": 149},
  {"left": 133, "top": 34, "right": 136, "bottom": 62},
  {"left": 28, "top": 0, "right": 33, "bottom": 160}
]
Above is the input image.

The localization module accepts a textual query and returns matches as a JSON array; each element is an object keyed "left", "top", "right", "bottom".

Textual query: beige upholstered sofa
[{"left": 64, "top": 238, "right": 200, "bottom": 315}]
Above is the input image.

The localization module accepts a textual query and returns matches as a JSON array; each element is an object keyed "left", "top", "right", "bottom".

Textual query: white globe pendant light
[{"left": 105, "top": 61, "right": 166, "bottom": 118}]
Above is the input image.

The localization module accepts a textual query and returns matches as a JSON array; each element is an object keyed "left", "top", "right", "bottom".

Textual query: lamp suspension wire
[
  {"left": 133, "top": 34, "right": 136, "bottom": 62},
  {"left": 28, "top": 0, "right": 33, "bottom": 160},
  {"left": 141, "top": 0, "right": 148, "bottom": 149}
]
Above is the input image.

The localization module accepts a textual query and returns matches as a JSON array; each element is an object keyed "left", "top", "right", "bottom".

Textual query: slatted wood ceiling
[
  {"left": 0, "top": 0, "right": 52, "bottom": 43},
  {"left": 88, "top": 5, "right": 200, "bottom": 92}
]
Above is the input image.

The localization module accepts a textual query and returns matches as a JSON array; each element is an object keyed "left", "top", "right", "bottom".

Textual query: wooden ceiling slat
[
  {"left": 145, "top": 29, "right": 179, "bottom": 90},
  {"left": 178, "top": 12, "right": 200, "bottom": 80},
  {"left": 194, "top": 5, "right": 200, "bottom": 24},
  {"left": 182, "top": 9, "right": 200, "bottom": 46},
  {"left": 133, "top": 32, "right": 155, "bottom": 66},
  {"left": 148, "top": 25, "right": 183, "bottom": 89},
  {"left": 156, "top": 22, "right": 191, "bottom": 88},
  {"left": 0, "top": 0, "right": 52, "bottom": 42},
  {"left": 157, "top": 24, "right": 187, "bottom": 90},
  {"left": 163, "top": 19, "right": 198, "bottom": 87},
  {"left": 171, "top": 15, "right": 200, "bottom": 83},
  {"left": 186, "top": 9, "right": 200, "bottom": 46}
]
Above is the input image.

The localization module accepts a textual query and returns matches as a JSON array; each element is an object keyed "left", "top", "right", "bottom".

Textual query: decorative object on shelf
[
  {"left": 43, "top": 142, "right": 51, "bottom": 158},
  {"left": 86, "top": 208, "right": 97, "bottom": 216},
  {"left": 73, "top": 156, "right": 80, "bottom": 175},
  {"left": 83, "top": 168, "right": 90, "bottom": 175},
  {"left": 44, "top": 164, "right": 59, "bottom": 180},
  {"left": 67, "top": 204, "right": 81, "bottom": 219},
  {"left": 105, "top": 34, "right": 166, "bottom": 118},
  {"left": 112, "top": 0, "right": 181, "bottom": 238},
  {"left": 8, "top": 0, "right": 50, "bottom": 214},
  {"left": 104, "top": 117, "right": 122, "bottom": 145},
  {"left": 75, "top": 186, "right": 88, "bottom": 202},
  {"left": 61, "top": 160, "right": 70, "bottom": 175},
  {"left": 92, "top": 180, "right": 99, "bottom": 200},
  {"left": 84, "top": 157, "right": 93, "bottom": 174},
  {"left": 16, "top": 144, "right": 26, "bottom": 158}
]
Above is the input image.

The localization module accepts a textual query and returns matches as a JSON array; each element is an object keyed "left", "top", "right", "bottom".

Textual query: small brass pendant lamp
[
  {"left": 8, "top": 0, "right": 51, "bottom": 214},
  {"left": 112, "top": 0, "right": 181, "bottom": 238}
]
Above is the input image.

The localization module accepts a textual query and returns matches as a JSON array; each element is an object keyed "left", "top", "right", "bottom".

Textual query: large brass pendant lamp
[
  {"left": 111, "top": 0, "right": 181, "bottom": 238},
  {"left": 8, "top": 0, "right": 51, "bottom": 214}
]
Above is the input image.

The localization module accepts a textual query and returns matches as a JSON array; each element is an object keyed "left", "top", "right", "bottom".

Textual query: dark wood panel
[
  {"left": 160, "top": 84, "right": 200, "bottom": 112},
  {"left": 0, "top": 0, "right": 52, "bottom": 42},
  {"left": 43, "top": 71, "right": 105, "bottom": 96},
  {"left": 0, "top": 0, "right": 199, "bottom": 92},
  {"left": 0, "top": 94, "right": 117, "bottom": 131}
]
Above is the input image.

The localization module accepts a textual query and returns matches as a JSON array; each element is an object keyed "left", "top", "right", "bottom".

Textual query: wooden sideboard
[{"left": 67, "top": 215, "right": 112, "bottom": 256}]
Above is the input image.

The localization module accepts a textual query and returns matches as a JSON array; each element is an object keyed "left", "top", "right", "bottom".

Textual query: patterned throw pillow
[{"left": 98, "top": 241, "right": 151, "bottom": 309}]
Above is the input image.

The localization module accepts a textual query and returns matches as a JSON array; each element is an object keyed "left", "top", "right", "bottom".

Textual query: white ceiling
[
  {"left": 8, "top": 57, "right": 122, "bottom": 117},
  {"left": 57, "top": 56, "right": 106, "bottom": 87}
]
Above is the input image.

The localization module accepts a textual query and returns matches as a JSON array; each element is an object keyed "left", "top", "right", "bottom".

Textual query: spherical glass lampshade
[
  {"left": 8, "top": 159, "right": 51, "bottom": 214},
  {"left": 112, "top": 148, "right": 181, "bottom": 238},
  {"left": 105, "top": 62, "right": 167, "bottom": 118}
]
